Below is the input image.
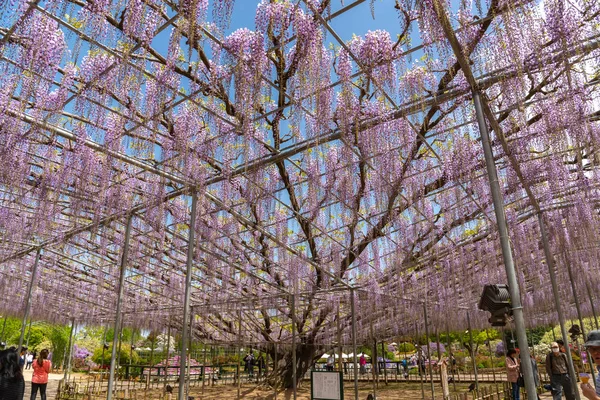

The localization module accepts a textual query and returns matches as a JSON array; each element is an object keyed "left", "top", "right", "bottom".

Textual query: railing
[
  {"left": 56, "top": 364, "right": 268, "bottom": 400},
  {"left": 56, "top": 361, "right": 557, "bottom": 399}
]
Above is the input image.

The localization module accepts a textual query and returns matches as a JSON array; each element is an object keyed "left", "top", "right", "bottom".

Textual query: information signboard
[{"left": 310, "top": 371, "right": 343, "bottom": 400}]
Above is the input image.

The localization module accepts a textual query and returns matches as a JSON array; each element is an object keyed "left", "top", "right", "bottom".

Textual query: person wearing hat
[{"left": 582, "top": 330, "right": 600, "bottom": 400}]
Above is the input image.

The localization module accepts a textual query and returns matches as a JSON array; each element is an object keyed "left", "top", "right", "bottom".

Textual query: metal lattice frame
[{"left": 1, "top": 0, "right": 600, "bottom": 358}]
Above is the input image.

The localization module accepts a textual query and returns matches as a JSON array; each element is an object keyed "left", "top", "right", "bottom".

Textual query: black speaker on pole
[{"left": 478, "top": 284, "right": 512, "bottom": 327}]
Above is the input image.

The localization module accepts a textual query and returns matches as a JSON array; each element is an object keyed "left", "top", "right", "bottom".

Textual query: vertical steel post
[
  {"left": 336, "top": 307, "right": 342, "bottom": 373},
  {"left": 446, "top": 323, "right": 457, "bottom": 392},
  {"left": 64, "top": 319, "right": 75, "bottom": 382},
  {"left": 486, "top": 330, "right": 497, "bottom": 386},
  {"left": 416, "top": 321, "right": 425, "bottom": 400},
  {"left": 564, "top": 252, "right": 596, "bottom": 382},
  {"left": 423, "top": 304, "right": 435, "bottom": 400},
  {"left": 0, "top": 316, "right": 7, "bottom": 344},
  {"left": 538, "top": 215, "right": 580, "bottom": 400},
  {"left": 467, "top": 312, "right": 479, "bottom": 394},
  {"left": 130, "top": 329, "right": 135, "bottom": 366},
  {"left": 150, "top": 333, "right": 155, "bottom": 375},
  {"left": 201, "top": 341, "right": 207, "bottom": 398},
  {"left": 585, "top": 282, "right": 599, "bottom": 330},
  {"left": 274, "top": 342, "right": 278, "bottom": 400},
  {"left": 350, "top": 289, "right": 359, "bottom": 400},
  {"left": 436, "top": 330, "right": 445, "bottom": 394},
  {"left": 291, "top": 294, "right": 297, "bottom": 400},
  {"left": 18, "top": 248, "right": 41, "bottom": 352},
  {"left": 117, "top": 318, "right": 124, "bottom": 377},
  {"left": 381, "top": 341, "right": 388, "bottom": 384},
  {"left": 178, "top": 189, "right": 198, "bottom": 400},
  {"left": 237, "top": 310, "right": 242, "bottom": 400},
  {"left": 101, "top": 324, "right": 108, "bottom": 375},
  {"left": 165, "top": 324, "right": 171, "bottom": 386},
  {"left": 430, "top": 0, "right": 537, "bottom": 396},
  {"left": 369, "top": 321, "right": 377, "bottom": 397},
  {"left": 25, "top": 319, "right": 33, "bottom": 348},
  {"left": 472, "top": 90, "right": 539, "bottom": 399},
  {"left": 107, "top": 215, "right": 133, "bottom": 400},
  {"left": 186, "top": 311, "right": 194, "bottom": 397}
]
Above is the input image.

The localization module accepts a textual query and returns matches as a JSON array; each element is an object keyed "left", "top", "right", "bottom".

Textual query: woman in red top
[{"left": 31, "top": 349, "right": 51, "bottom": 400}]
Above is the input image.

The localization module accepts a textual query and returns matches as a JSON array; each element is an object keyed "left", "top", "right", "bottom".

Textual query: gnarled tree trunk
[{"left": 267, "top": 342, "right": 324, "bottom": 389}]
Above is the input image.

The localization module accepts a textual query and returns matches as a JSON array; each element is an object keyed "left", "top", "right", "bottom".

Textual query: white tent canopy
[
  {"left": 347, "top": 353, "right": 370, "bottom": 359},
  {"left": 320, "top": 353, "right": 350, "bottom": 359}
]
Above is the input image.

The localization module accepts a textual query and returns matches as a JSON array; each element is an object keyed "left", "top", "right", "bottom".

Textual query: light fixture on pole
[{"left": 478, "top": 284, "right": 512, "bottom": 327}]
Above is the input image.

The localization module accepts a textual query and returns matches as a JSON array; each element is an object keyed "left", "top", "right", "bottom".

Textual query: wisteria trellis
[{"left": 1, "top": 0, "right": 600, "bottom": 385}]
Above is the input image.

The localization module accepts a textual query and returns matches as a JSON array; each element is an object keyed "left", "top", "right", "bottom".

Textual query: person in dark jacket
[
  {"left": 545, "top": 341, "right": 575, "bottom": 400},
  {"left": 0, "top": 349, "right": 25, "bottom": 400}
]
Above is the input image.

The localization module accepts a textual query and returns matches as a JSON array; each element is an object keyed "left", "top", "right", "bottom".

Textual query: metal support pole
[
  {"left": 416, "top": 321, "right": 425, "bottom": 400},
  {"left": 585, "top": 282, "right": 599, "bottom": 330},
  {"left": 237, "top": 310, "right": 242, "bottom": 400},
  {"left": 274, "top": 342, "right": 278, "bottom": 400},
  {"left": 446, "top": 323, "right": 456, "bottom": 392},
  {"left": 369, "top": 321, "right": 378, "bottom": 398},
  {"left": 381, "top": 340, "right": 388, "bottom": 384},
  {"left": 436, "top": 331, "right": 445, "bottom": 394},
  {"left": 291, "top": 294, "right": 297, "bottom": 400},
  {"left": 25, "top": 319, "right": 33, "bottom": 348},
  {"left": 0, "top": 316, "right": 7, "bottom": 344},
  {"left": 350, "top": 289, "right": 359, "bottom": 400},
  {"left": 107, "top": 215, "right": 133, "bottom": 400},
  {"left": 64, "top": 319, "right": 75, "bottom": 382},
  {"left": 165, "top": 324, "right": 171, "bottom": 386},
  {"left": 150, "top": 333, "right": 155, "bottom": 372},
  {"left": 147, "top": 332, "right": 155, "bottom": 390},
  {"left": 472, "top": 90, "right": 539, "bottom": 400},
  {"left": 538, "top": 214, "right": 580, "bottom": 400},
  {"left": 18, "top": 248, "right": 41, "bottom": 352},
  {"left": 117, "top": 318, "right": 124, "bottom": 377},
  {"left": 337, "top": 308, "right": 343, "bottom": 373},
  {"left": 423, "top": 304, "right": 435, "bottom": 400},
  {"left": 564, "top": 252, "right": 596, "bottom": 382},
  {"left": 178, "top": 189, "right": 198, "bottom": 400},
  {"left": 101, "top": 324, "right": 108, "bottom": 375},
  {"left": 467, "top": 312, "right": 479, "bottom": 395},
  {"left": 201, "top": 341, "right": 207, "bottom": 398},
  {"left": 486, "top": 330, "right": 497, "bottom": 386},
  {"left": 130, "top": 329, "right": 135, "bottom": 366},
  {"left": 430, "top": 1, "right": 537, "bottom": 396},
  {"left": 186, "top": 311, "right": 194, "bottom": 397}
]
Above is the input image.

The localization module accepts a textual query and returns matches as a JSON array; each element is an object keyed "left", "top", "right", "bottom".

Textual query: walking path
[{"left": 18, "top": 368, "right": 588, "bottom": 400}]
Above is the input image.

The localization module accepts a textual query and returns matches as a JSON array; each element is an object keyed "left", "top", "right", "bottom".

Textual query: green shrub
[
  {"left": 92, "top": 346, "right": 139, "bottom": 367},
  {"left": 397, "top": 342, "right": 416, "bottom": 353}
]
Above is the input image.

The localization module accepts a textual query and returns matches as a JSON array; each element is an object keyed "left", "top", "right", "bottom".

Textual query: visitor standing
[
  {"left": 418, "top": 353, "right": 426, "bottom": 376},
  {"left": 326, "top": 354, "right": 335, "bottom": 372},
  {"left": 545, "top": 341, "right": 575, "bottom": 400},
  {"left": 506, "top": 348, "right": 520, "bottom": 400},
  {"left": 0, "top": 349, "right": 25, "bottom": 400},
  {"left": 31, "top": 349, "right": 51, "bottom": 400},
  {"left": 581, "top": 330, "right": 600, "bottom": 400},
  {"left": 400, "top": 357, "right": 408, "bottom": 378},
  {"left": 18, "top": 350, "right": 26, "bottom": 370},
  {"left": 25, "top": 353, "right": 33, "bottom": 370},
  {"left": 359, "top": 354, "right": 367, "bottom": 375},
  {"left": 245, "top": 353, "right": 254, "bottom": 379}
]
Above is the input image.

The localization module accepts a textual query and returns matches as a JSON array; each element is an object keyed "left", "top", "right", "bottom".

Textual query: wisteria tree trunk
[{"left": 267, "top": 342, "right": 323, "bottom": 389}]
